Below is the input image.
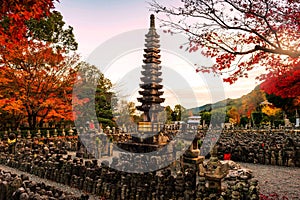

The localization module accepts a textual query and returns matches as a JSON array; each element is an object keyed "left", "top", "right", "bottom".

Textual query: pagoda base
[{"left": 116, "top": 141, "right": 164, "bottom": 153}]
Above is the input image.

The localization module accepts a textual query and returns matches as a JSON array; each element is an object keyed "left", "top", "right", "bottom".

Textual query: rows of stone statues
[
  {"left": 0, "top": 169, "right": 89, "bottom": 200},
  {"left": 2, "top": 127, "right": 300, "bottom": 168},
  {"left": 213, "top": 130, "right": 300, "bottom": 167},
  {"left": 0, "top": 134, "right": 261, "bottom": 200},
  {"left": 96, "top": 126, "right": 300, "bottom": 168}
]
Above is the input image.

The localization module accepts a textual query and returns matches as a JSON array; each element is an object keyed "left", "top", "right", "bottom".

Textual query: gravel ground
[
  {"left": 1, "top": 163, "right": 299, "bottom": 200},
  {"left": 0, "top": 164, "right": 101, "bottom": 200},
  {"left": 239, "top": 162, "right": 300, "bottom": 200}
]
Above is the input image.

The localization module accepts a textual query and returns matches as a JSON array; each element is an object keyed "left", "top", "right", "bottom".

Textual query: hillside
[{"left": 189, "top": 85, "right": 266, "bottom": 117}]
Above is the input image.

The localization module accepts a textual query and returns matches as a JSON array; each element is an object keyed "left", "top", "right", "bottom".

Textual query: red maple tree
[
  {"left": 0, "top": 0, "right": 84, "bottom": 129},
  {"left": 150, "top": 0, "right": 300, "bottom": 98}
]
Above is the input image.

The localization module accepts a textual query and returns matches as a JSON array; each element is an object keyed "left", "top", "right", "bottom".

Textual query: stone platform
[{"left": 116, "top": 141, "right": 164, "bottom": 153}]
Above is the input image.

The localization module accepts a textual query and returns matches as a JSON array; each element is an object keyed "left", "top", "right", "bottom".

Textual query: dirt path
[{"left": 239, "top": 162, "right": 300, "bottom": 200}]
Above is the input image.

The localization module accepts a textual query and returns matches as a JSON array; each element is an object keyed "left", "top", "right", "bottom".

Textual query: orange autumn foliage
[
  {"left": 0, "top": 41, "right": 81, "bottom": 129},
  {"left": 0, "top": 0, "right": 56, "bottom": 58},
  {"left": 0, "top": 0, "right": 89, "bottom": 129}
]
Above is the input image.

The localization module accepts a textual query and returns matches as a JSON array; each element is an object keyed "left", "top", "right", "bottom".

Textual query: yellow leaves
[
  {"left": 261, "top": 104, "right": 281, "bottom": 116},
  {"left": 227, "top": 106, "right": 240, "bottom": 125},
  {"left": 229, "top": 117, "right": 238, "bottom": 125}
]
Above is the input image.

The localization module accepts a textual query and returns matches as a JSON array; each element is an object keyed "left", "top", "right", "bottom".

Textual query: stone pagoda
[
  {"left": 117, "top": 15, "right": 167, "bottom": 153},
  {"left": 136, "top": 14, "right": 165, "bottom": 123}
]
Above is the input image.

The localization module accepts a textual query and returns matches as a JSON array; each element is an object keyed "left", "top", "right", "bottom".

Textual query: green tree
[
  {"left": 200, "top": 111, "right": 211, "bottom": 126},
  {"left": 95, "top": 87, "right": 115, "bottom": 128},
  {"left": 172, "top": 104, "right": 188, "bottom": 121},
  {"left": 74, "top": 62, "right": 115, "bottom": 128},
  {"left": 164, "top": 106, "right": 173, "bottom": 123},
  {"left": 211, "top": 108, "right": 227, "bottom": 127},
  {"left": 115, "top": 100, "right": 139, "bottom": 131},
  {"left": 251, "top": 112, "right": 263, "bottom": 127},
  {"left": 240, "top": 116, "right": 249, "bottom": 127},
  {"left": 25, "top": 10, "right": 77, "bottom": 51}
]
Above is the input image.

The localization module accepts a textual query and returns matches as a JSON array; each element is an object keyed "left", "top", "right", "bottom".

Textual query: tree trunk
[
  {"left": 28, "top": 113, "right": 38, "bottom": 130},
  {"left": 28, "top": 113, "right": 33, "bottom": 130},
  {"left": 32, "top": 114, "right": 37, "bottom": 130}
]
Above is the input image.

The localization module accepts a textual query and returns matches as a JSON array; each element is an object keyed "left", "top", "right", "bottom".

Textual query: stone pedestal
[
  {"left": 182, "top": 143, "right": 204, "bottom": 171},
  {"left": 182, "top": 156, "right": 204, "bottom": 171}
]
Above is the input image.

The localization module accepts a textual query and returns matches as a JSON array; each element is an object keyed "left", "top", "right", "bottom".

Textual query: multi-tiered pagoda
[
  {"left": 136, "top": 14, "right": 165, "bottom": 123},
  {"left": 117, "top": 15, "right": 167, "bottom": 152}
]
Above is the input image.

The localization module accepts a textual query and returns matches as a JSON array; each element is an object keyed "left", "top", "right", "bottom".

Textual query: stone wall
[{"left": 0, "top": 169, "right": 88, "bottom": 200}]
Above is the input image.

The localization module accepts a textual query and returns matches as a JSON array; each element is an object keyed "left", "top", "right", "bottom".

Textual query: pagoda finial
[{"left": 150, "top": 14, "right": 155, "bottom": 28}]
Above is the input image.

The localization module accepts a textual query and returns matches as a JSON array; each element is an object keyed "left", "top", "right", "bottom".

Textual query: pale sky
[{"left": 56, "top": 0, "right": 262, "bottom": 109}]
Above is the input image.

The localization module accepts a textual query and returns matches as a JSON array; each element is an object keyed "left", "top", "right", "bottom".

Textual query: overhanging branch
[{"left": 255, "top": 46, "right": 300, "bottom": 58}]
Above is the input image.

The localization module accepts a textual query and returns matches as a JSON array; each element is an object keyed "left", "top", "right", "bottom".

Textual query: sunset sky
[{"left": 56, "top": 0, "right": 263, "bottom": 108}]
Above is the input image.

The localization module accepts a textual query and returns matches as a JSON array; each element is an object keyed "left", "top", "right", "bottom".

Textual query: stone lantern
[{"left": 200, "top": 145, "right": 229, "bottom": 192}]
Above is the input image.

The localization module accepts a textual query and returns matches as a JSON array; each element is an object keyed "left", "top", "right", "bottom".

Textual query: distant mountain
[
  {"left": 189, "top": 99, "right": 228, "bottom": 114},
  {"left": 188, "top": 85, "right": 266, "bottom": 116}
]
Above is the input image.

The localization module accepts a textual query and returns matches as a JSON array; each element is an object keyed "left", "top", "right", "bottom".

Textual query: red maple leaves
[
  {"left": 151, "top": 0, "right": 300, "bottom": 99},
  {"left": 261, "top": 60, "right": 300, "bottom": 98}
]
